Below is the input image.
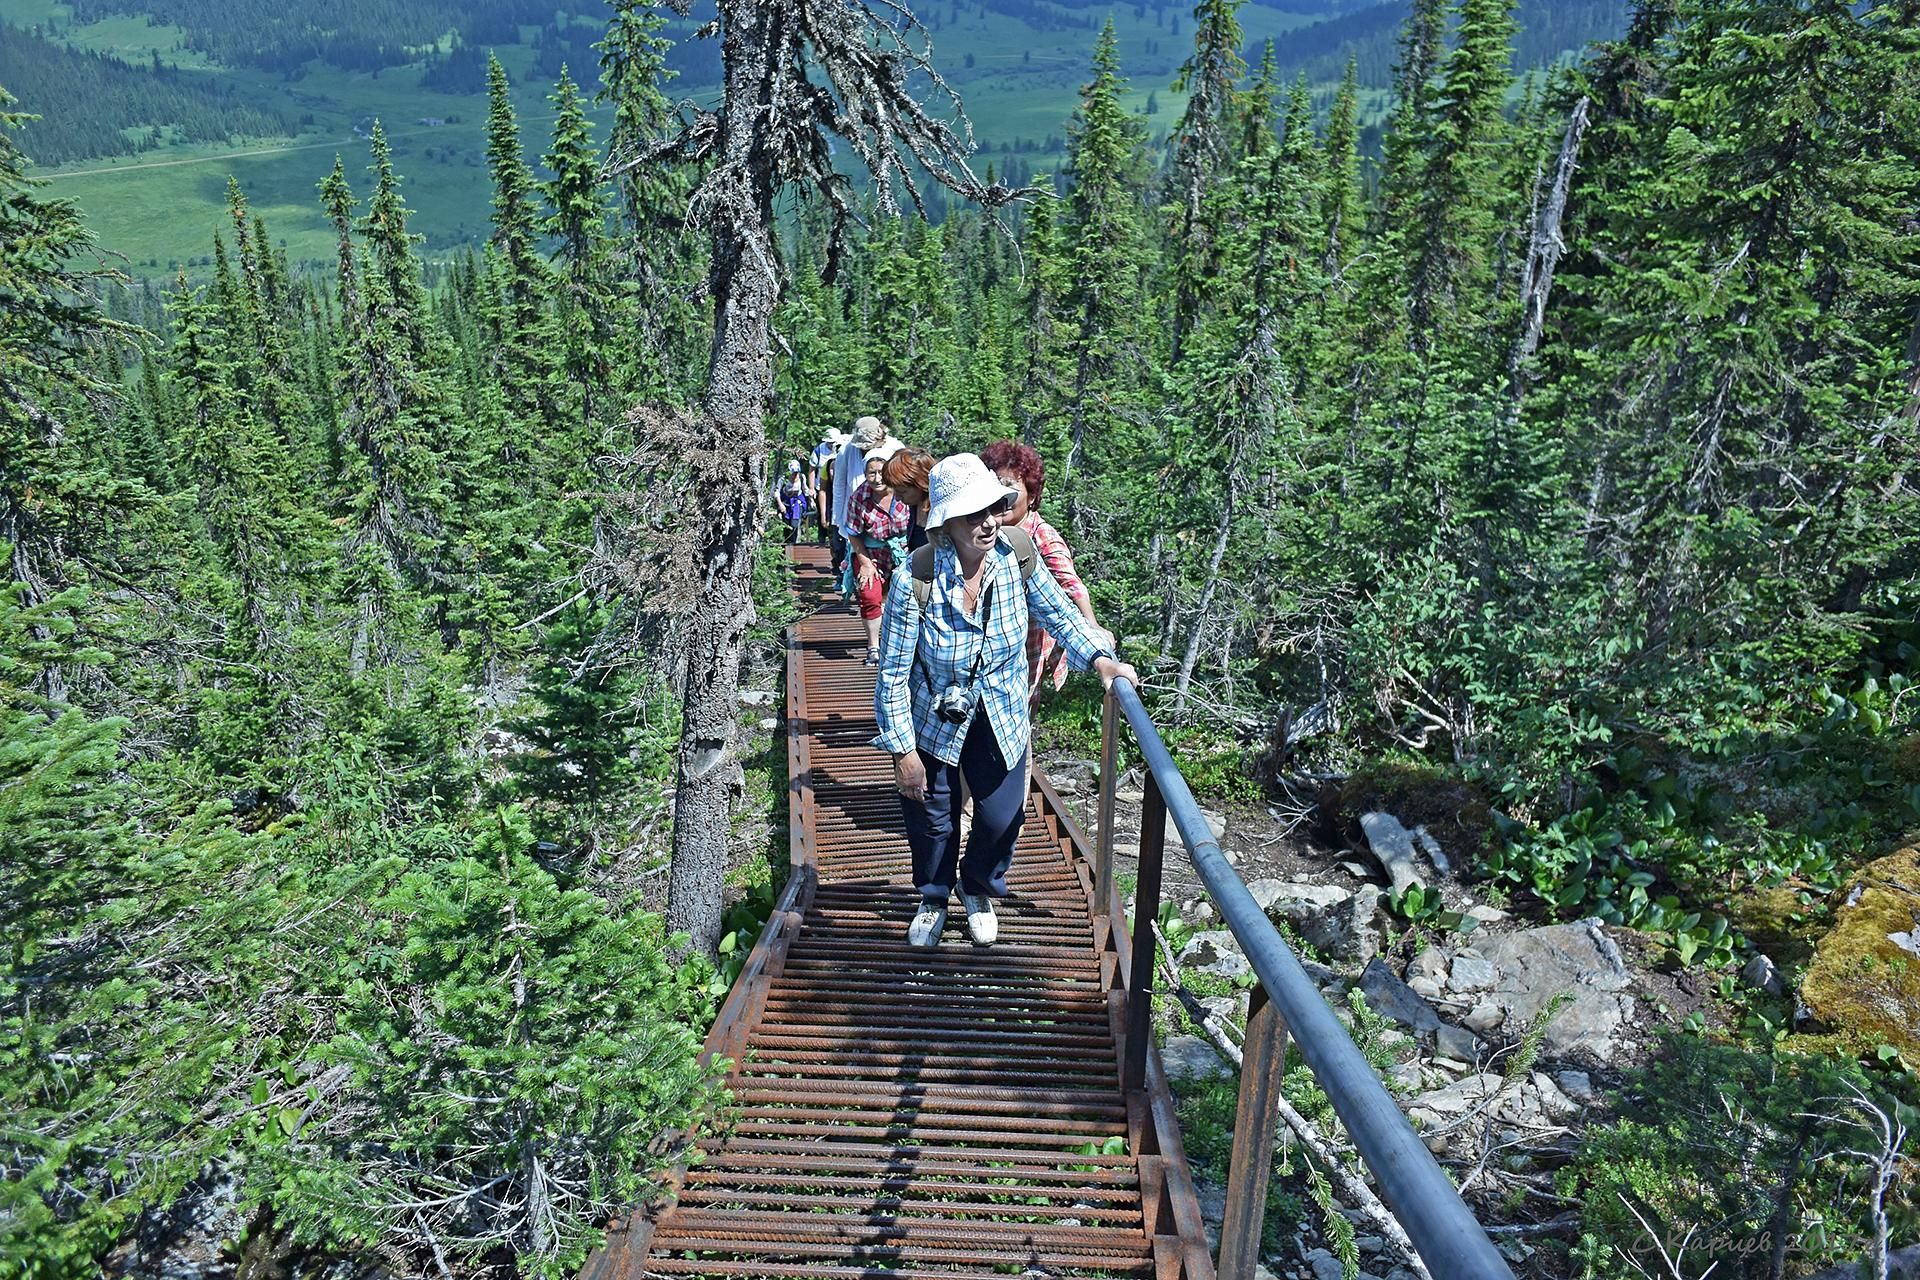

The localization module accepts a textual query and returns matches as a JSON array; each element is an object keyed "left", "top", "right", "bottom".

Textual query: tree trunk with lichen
[{"left": 664, "top": 0, "right": 783, "bottom": 961}]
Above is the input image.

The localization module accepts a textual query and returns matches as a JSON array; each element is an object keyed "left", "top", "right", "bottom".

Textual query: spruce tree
[
  {"left": 1162, "top": 0, "right": 1246, "bottom": 360},
  {"left": 1058, "top": 22, "right": 1153, "bottom": 493}
]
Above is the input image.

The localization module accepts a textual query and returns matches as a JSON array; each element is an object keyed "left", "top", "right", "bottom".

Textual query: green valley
[{"left": 0, "top": 0, "right": 1622, "bottom": 269}]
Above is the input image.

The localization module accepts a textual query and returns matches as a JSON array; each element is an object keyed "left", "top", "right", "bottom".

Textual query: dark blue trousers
[{"left": 903, "top": 714, "right": 1029, "bottom": 900}]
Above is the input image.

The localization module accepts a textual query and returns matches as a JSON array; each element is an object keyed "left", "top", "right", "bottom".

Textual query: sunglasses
[{"left": 962, "top": 495, "right": 1017, "bottom": 523}]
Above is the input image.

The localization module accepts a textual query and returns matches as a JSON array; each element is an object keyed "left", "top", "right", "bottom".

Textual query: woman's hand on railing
[{"left": 1094, "top": 656, "right": 1138, "bottom": 691}]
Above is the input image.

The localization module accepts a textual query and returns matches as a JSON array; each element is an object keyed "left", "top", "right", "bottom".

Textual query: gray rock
[
  {"left": 1446, "top": 953, "right": 1499, "bottom": 993},
  {"left": 1531, "top": 1071, "right": 1580, "bottom": 1119},
  {"left": 1303, "top": 1248, "right": 1346, "bottom": 1280},
  {"left": 1179, "top": 930, "right": 1252, "bottom": 981},
  {"left": 1200, "top": 808, "right": 1228, "bottom": 842},
  {"left": 757, "top": 717, "right": 779, "bottom": 732},
  {"left": 738, "top": 689, "right": 775, "bottom": 706},
  {"left": 1477, "top": 920, "right": 1637, "bottom": 1064},
  {"left": 1409, "top": 1072, "right": 1503, "bottom": 1115},
  {"left": 1339, "top": 859, "right": 1378, "bottom": 880},
  {"left": 1435, "top": 1022, "right": 1481, "bottom": 1064},
  {"left": 1359, "top": 958, "right": 1442, "bottom": 1034},
  {"left": 1162, "top": 1034, "right": 1231, "bottom": 1084},
  {"left": 1360, "top": 811, "right": 1425, "bottom": 895},
  {"left": 1406, "top": 975, "right": 1445, "bottom": 1001},
  {"left": 1462, "top": 1001, "right": 1506, "bottom": 1034},
  {"left": 1409, "top": 946, "right": 1450, "bottom": 982},
  {"left": 1190, "top": 901, "right": 1216, "bottom": 924},
  {"left": 1115, "top": 787, "right": 1144, "bottom": 806},
  {"left": 1555, "top": 1070, "right": 1597, "bottom": 1104},
  {"left": 1465, "top": 903, "right": 1510, "bottom": 925},
  {"left": 1740, "top": 952, "right": 1784, "bottom": 995},
  {"left": 1248, "top": 877, "right": 1351, "bottom": 913},
  {"left": 1355, "top": 1235, "right": 1385, "bottom": 1255},
  {"left": 1413, "top": 826, "right": 1452, "bottom": 875},
  {"left": 1252, "top": 880, "right": 1384, "bottom": 964}
]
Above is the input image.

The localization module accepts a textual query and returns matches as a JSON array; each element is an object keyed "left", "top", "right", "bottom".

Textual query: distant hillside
[
  {"left": 1262, "top": 0, "right": 1625, "bottom": 85},
  {"left": 0, "top": 22, "right": 289, "bottom": 164}
]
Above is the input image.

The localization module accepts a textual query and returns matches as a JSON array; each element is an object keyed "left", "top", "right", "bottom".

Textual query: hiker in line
[
  {"left": 831, "top": 416, "right": 893, "bottom": 600},
  {"left": 980, "top": 440, "right": 1111, "bottom": 703},
  {"left": 810, "top": 428, "right": 842, "bottom": 547},
  {"left": 882, "top": 446, "right": 936, "bottom": 552},
  {"left": 845, "top": 441, "right": 911, "bottom": 665},
  {"left": 872, "top": 454, "right": 1136, "bottom": 948},
  {"left": 775, "top": 458, "right": 813, "bottom": 545}
]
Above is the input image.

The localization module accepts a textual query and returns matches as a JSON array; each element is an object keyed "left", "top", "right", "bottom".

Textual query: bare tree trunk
[
  {"left": 1505, "top": 97, "right": 1590, "bottom": 421},
  {"left": 666, "top": 0, "right": 783, "bottom": 961},
  {"left": 1175, "top": 475, "right": 1237, "bottom": 711}
]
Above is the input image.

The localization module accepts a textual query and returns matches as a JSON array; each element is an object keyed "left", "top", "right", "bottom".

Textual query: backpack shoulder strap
[
  {"left": 910, "top": 543, "right": 936, "bottom": 609},
  {"left": 1000, "top": 525, "right": 1037, "bottom": 580}
]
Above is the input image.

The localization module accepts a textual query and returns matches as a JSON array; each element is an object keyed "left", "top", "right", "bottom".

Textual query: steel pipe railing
[{"left": 1099, "top": 676, "right": 1516, "bottom": 1280}]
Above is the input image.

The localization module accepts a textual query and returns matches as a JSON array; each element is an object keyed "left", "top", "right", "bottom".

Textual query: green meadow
[{"left": 3, "top": 0, "right": 1324, "bottom": 274}]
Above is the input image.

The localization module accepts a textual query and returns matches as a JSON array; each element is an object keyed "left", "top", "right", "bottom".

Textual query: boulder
[
  {"left": 1250, "top": 880, "right": 1385, "bottom": 963},
  {"left": 1446, "top": 952, "right": 1498, "bottom": 993},
  {"left": 1161, "top": 1035, "right": 1231, "bottom": 1084},
  {"left": 1359, "top": 958, "right": 1442, "bottom": 1034},
  {"left": 1435, "top": 1022, "right": 1481, "bottom": 1064},
  {"left": 1408, "top": 946, "right": 1449, "bottom": 983},
  {"left": 1476, "top": 920, "right": 1637, "bottom": 1064},
  {"left": 1179, "top": 930, "right": 1252, "bottom": 982},
  {"left": 1554, "top": 1070, "right": 1597, "bottom": 1105},
  {"left": 1801, "top": 846, "right": 1920, "bottom": 1059},
  {"left": 1462, "top": 1001, "right": 1506, "bottom": 1035},
  {"left": 1360, "top": 811, "right": 1425, "bottom": 895}
]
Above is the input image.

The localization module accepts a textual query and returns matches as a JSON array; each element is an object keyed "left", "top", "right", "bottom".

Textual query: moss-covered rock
[
  {"left": 1722, "top": 883, "right": 1822, "bottom": 964},
  {"left": 1800, "top": 846, "right": 1920, "bottom": 1059}
]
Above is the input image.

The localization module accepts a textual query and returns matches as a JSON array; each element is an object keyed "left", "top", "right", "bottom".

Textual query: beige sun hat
[{"left": 925, "top": 453, "right": 1020, "bottom": 529}]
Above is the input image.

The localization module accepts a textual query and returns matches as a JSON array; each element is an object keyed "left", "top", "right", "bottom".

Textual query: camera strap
[{"left": 913, "top": 571, "right": 997, "bottom": 697}]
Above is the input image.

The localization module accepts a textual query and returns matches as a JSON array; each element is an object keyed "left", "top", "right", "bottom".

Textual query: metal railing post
[
  {"left": 1104, "top": 677, "right": 1516, "bottom": 1280},
  {"left": 1218, "top": 984, "right": 1288, "bottom": 1280},
  {"left": 1095, "top": 688, "right": 1119, "bottom": 914},
  {"left": 1123, "top": 772, "right": 1166, "bottom": 1096}
]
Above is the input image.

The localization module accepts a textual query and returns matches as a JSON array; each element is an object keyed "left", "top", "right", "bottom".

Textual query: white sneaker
[
  {"left": 907, "top": 897, "right": 948, "bottom": 947},
  {"left": 960, "top": 892, "right": 997, "bottom": 946}
]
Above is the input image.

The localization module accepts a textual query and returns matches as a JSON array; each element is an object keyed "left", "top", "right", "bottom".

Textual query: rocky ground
[{"left": 1037, "top": 748, "right": 1753, "bottom": 1280}]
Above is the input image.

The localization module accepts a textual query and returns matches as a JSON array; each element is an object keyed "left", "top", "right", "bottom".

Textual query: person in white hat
[
  {"left": 810, "top": 428, "right": 844, "bottom": 546},
  {"left": 872, "top": 453, "right": 1138, "bottom": 948}
]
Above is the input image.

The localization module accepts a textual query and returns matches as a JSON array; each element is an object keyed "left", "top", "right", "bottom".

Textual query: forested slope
[
  {"left": 0, "top": 24, "right": 289, "bottom": 163},
  {"left": 2, "top": 0, "right": 1917, "bottom": 1278}
]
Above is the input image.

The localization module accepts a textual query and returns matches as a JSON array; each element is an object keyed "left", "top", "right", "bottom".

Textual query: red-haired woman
[
  {"left": 883, "top": 446, "right": 936, "bottom": 552},
  {"left": 978, "top": 440, "right": 1111, "bottom": 701}
]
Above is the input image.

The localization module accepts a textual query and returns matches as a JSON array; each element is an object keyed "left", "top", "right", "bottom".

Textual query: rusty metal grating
[{"left": 585, "top": 544, "right": 1214, "bottom": 1280}]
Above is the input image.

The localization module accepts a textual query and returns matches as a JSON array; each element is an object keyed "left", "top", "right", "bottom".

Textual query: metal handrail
[{"left": 1099, "top": 677, "right": 1516, "bottom": 1280}]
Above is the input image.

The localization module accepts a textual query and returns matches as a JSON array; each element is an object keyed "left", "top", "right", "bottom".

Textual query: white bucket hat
[
  {"left": 926, "top": 453, "right": 1020, "bottom": 529},
  {"left": 865, "top": 439, "right": 904, "bottom": 468}
]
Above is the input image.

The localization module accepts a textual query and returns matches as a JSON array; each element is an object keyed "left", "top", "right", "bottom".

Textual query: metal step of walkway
[{"left": 586, "top": 543, "right": 1214, "bottom": 1280}]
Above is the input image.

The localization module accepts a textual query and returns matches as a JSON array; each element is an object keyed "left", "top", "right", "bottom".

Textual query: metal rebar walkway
[{"left": 586, "top": 542, "right": 1214, "bottom": 1280}]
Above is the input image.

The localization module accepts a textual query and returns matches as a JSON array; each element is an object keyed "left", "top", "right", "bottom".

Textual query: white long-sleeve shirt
[{"left": 831, "top": 440, "right": 866, "bottom": 535}]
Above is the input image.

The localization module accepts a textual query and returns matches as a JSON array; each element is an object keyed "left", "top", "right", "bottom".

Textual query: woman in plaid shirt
[
  {"left": 846, "top": 443, "right": 913, "bottom": 664},
  {"left": 873, "top": 454, "right": 1138, "bottom": 948}
]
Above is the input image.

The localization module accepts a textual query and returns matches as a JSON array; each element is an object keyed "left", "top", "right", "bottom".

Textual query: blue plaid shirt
[{"left": 872, "top": 536, "right": 1114, "bottom": 764}]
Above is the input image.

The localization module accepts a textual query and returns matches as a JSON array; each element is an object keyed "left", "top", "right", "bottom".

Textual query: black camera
[{"left": 932, "top": 683, "right": 976, "bottom": 724}]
